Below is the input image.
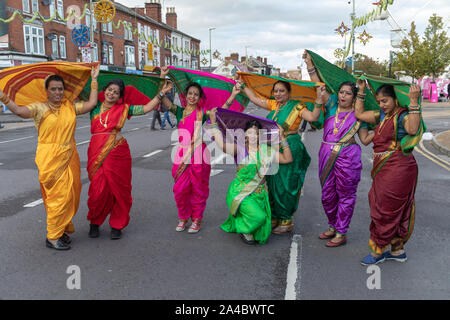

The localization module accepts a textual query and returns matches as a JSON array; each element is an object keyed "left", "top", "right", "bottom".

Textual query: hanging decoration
[
  {"left": 357, "top": 30, "right": 373, "bottom": 46},
  {"left": 334, "top": 48, "right": 345, "bottom": 59},
  {"left": 0, "top": 3, "right": 214, "bottom": 57},
  {"left": 201, "top": 57, "right": 209, "bottom": 66},
  {"left": 213, "top": 50, "right": 221, "bottom": 60},
  {"left": 71, "top": 24, "right": 90, "bottom": 48},
  {"left": 94, "top": 0, "right": 116, "bottom": 24},
  {"left": 335, "top": 22, "right": 350, "bottom": 37}
]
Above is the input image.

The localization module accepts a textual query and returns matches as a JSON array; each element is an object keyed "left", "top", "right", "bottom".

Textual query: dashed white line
[
  {"left": 0, "top": 135, "right": 34, "bottom": 144},
  {"left": 129, "top": 128, "right": 140, "bottom": 132},
  {"left": 285, "top": 234, "right": 303, "bottom": 300},
  {"left": 76, "top": 140, "right": 90, "bottom": 146},
  {"left": 210, "top": 169, "right": 224, "bottom": 177},
  {"left": 143, "top": 149, "right": 163, "bottom": 158},
  {"left": 24, "top": 198, "right": 44, "bottom": 208},
  {"left": 77, "top": 125, "right": 91, "bottom": 129}
]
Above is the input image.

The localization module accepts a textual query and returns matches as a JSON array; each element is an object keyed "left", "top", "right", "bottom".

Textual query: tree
[
  {"left": 395, "top": 22, "right": 426, "bottom": 80},
  {"left": 421, "top": 14, "right": 450, "bottom": 79},
  {"left": 352, "top": 54, "right": 390, "bottom": 77}
]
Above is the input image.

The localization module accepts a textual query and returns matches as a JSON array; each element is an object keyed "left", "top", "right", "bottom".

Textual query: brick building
[{"left": 0, "top": 0, "right": 201, "bottom": 72}]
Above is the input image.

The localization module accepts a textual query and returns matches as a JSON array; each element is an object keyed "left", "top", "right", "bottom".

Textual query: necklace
[
  {"left": 271, "top": 101, "right": 288, "bottom": 122},
  {"left": 99, "top": 103, "right": 111, "bottom": 128},
  {"left": 377, "top": 110, "right": 397, "bottom": 135},
  {"left": 333, "top": 107, "right": 351, "bottom": 135},
  {"left": 46, "top": 101, "right": 61, "bottom": 114}
]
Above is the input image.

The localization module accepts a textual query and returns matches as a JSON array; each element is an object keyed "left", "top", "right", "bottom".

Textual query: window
[
  {"left": 31, "top": 0, "right": 39, "bottom": 13},
  {"left": 108, "top": 22, "right": 112, "bottom": 33},
  {"left": 24, "top": 25, "right": 44, "bottom": 55},
  {"left": 109, "top": 46, "right": 114, "bottom": 65},
  {"left": 102, "top": 23, "right": 107, "bottom": 32},
  {"left": 51, "top": 37, "right": 58, "bottom": 58},
  {"left": 92, "top": 42, "right": 98, "bottom": 62},
  {"left": 59, "top": 35, "right": 66, "bottom": 58},
  {"left": 49, "top": 0, "right": 56, "bottom": 17},
  {"left": 57, "top": 0, "right": 64, "bottom": 19},
  {"left": 102, "top": 44, "right": 108, "bottom": 64},
  {"left": 85, "top": 9, "right": 90, "bottom": 27},
  {"left": 125, "top": 45, "right": 135, "bottom": 67},
  {"left": 22, "top": 0, "right": 30, "bottom": 13}
]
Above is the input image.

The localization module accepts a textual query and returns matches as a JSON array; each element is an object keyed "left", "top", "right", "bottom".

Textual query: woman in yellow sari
[{"left": 0, "top": 64, "right": 99, "bottom": 250}]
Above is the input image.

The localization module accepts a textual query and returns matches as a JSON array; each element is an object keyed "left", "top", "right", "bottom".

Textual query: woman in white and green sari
[{"left": 209, "top": 108, "right": 293, "bottom": 245}]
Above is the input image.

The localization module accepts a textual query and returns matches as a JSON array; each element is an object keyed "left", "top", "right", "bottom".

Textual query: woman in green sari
[
  {"left": 239, "top": 80, "right": 322, "bottom": 234},
  {"left": 209, "top": 108, "right": 293, "bottom": 244}
]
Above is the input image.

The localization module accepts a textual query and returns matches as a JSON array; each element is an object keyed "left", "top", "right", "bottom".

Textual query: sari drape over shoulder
[
  {"left": 86, "top": 86, "right": 150, "bottom": 229},
  {"left": 221, "top": 144, "right": 275, "bottom": 244},
  {"left": 368, "top": 108, "right": 419, "bottom": 255},
  {"left": 265, "top": 99, "right": 311, "bottom": 221},
  {"left": 26, "top": 101, "right": 83, "bottom": 239}
]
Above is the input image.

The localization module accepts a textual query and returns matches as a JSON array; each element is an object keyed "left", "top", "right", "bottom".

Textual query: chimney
[
  {"left": 145, "top": 0, "right": 162, "bottom": 23},
  {"left": 230, "top": 53, "right": 239, "bottom": 61},
  {"left": 136, "top": 7, "right": 145, "bottom": 17},
  {"left": 264, "top": 58, "right": 267, "bottom": 65},
  {"left": 166, "top": 7, "right": 177, "bottom": 29},
  {"left": 257, "top": 56, "right": 262, "bottom": 62}
]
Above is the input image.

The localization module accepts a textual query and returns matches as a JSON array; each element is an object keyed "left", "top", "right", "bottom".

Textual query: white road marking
[
  {"left": 0, "top": 135, "right": 34, "bottom": 145},
  {"left": 24, "top": 198, "right": 44, "bottom": 208},
  {"left": 285, "top": 234, "right": 303, "bottom": 300},
  {"left": 0, "top": 163, "right": 3, "bottom": 166},
  {"left": 77, "top": 125, "right": 91, "bottom": 129},
  {"left": 210, "top": 169, "right": 224, "bottom": 177},
  {"left": 143, "top": 149, "right": 163, "bottom": 158},
  {"left": 211, "top": 153, "right": 227, "bottom": 165},
  {"left": 76, "top": 140, "right": 90, "bottom": 146},
  {"left": 129, "top": 128, "right": 140, "bottom": 132}
]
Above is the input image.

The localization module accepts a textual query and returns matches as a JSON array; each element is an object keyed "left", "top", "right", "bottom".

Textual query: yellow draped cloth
[
  {"left": 0, "top": 61, "right": 96, "bottom": 239},
  {"left": 27, "top": 101, "right": 83, "bottom": 239}
]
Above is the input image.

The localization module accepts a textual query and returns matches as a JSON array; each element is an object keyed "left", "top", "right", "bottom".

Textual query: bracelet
[
  {"left": 157, "top": 91, "right": 165, "bottom": 100},
  {"left": 314, "top": 103, "right": 323, "bottom": 109},
  {"left": 408, "top": 105, "right": 420, "bottom": 110},
  {"left": 91, "top": 81, "right": 98, "bottom": 91},
  {"left": 239, "top": 82, "right": 247, "bottom": 89},
  {"left": 225, "top": 99, "right": 233, "bottom": 107},
  {"left": 307, "top": 67, "right": 316, "bottom": 73},
  {"left": 356, "top": 95, "right": 365, "bottom": 101},
  {"left": 0, "top": 93, "right": 10, "bottom": 105},
  {"left": 280, "top": 139, "right": 289, "bottom": 148},
  {"left": 409, "top": 110, "right": 421, "bottom": 114}
]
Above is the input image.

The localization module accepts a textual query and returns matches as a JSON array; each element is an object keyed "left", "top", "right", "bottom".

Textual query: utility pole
[
  {"left": 209, "top": 27, "right": 215, "bottom": 71},
  {"left": 351, "top": 0, "right": 356, "bottom": 75},
  {"left": 90, "top": 0, "right": 95, "bottom": 62}
]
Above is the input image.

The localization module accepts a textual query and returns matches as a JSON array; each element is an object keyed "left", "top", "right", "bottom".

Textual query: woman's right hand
[
  {"left": 356, "top": 78, "right": 366, "bottom": 94},
  {"left": 160, "top": 66, "right": 170, "bottom": 78},
  {"left": 161, "top": 80, "right": 173, "bottom": 94},
  {"left": 210, "top": 108, "right": 217, "bottom": 123},
  {"left": 315, "top": 85, "right": 328, "bottom": 104}
]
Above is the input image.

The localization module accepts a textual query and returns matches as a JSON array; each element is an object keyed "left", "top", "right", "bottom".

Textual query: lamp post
[
  {"left": 350, "top": 0, "right": 355, "bottom": 75},
  {"left": 209, "top": 27, "right": 215, "bottom": 70}
]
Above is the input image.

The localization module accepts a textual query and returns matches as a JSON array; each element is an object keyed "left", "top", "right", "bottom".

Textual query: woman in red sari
[
  {"left": 355, "top": 80, "right": 424, "bottom": 265},
  {"left": 87, "top": 79, "right": 173, "bottom": 239}
]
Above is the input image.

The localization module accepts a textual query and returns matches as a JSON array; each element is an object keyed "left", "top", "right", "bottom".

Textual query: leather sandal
[{"left": 326, "top": 236, "right": 347, "bottom": 247}]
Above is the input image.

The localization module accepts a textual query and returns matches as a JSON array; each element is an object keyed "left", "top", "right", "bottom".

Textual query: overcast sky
[{"left": 117, "top": 0, "right": 449, "bottom": 74}]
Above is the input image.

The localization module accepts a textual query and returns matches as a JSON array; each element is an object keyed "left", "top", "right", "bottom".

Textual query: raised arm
[
  {"left": 78, "top": 64, "right": 100, "bottom": 114},
  {"left": 301, "top": 85, "right": 327, "bottom": 122},
  {"left": 237, "top": 77, "right": 270, "bottom": 110},
  {"left": 209, "top": 108, "right": 237, "bottom": 155},
  {"left": 158, "top": 66, "right": 175, "bottom": 113},
  {"left": 143, "top": 80, "right": 173, "bottom": 114},
  {"left": 354, "top": 78, "right": 377, "bottom": 124},
  {"left": 0, "top": 89, "right": 32, "bottom": 118},
  {"left": 303, "top": 50, "right": 321, "bottom": 83},
  {"left": 403, "top": 84, "right": 422, "bottom": 135},
  {"left": 221, "top": 83, "right": 241, "bottom": 109}
]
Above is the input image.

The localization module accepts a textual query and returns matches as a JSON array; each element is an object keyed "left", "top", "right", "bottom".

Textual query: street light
[{"left": 209, "top": 27, "right": 215, "bottom": 70}]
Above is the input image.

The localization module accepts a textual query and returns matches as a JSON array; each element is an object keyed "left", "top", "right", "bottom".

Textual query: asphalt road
[{"left": 0, "top": 105, "right": 449, "bottom": 300}]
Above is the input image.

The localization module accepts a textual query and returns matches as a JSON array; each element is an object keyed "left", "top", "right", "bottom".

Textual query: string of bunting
[{"left": 0, "top": 4, "right": 211, "bottom": 56}]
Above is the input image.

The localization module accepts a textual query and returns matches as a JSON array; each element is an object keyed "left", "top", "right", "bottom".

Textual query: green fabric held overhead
[
  {"left": 306, "top": 49, "right": 379, "bottom": 112},
  {"left": 78, "top": 70, "right": 164, "bottom": 101}
]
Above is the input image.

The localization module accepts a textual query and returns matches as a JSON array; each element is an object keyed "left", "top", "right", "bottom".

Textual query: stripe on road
[
  {"left": 285, "top": 234, "right": 303, "bottom": 300},
  {"left": 0, "top": 135, "right": 34, "bottom": 145},
  {"left": 24, "top": 198, "right": 44, "bottom": 208},
  {"left": 143, "top": 149, "right": 163, "bottom": 158},
  {"left": 210, "top": 169, "right": 224, "bottom": 177},
  {"left": 76, "top": 140, "right": 90, "bottom": 146}
]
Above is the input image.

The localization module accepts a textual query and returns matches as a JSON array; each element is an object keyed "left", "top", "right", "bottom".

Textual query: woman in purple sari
[{"left": 305, "top": 52, "right": 373, "bottom": 246}]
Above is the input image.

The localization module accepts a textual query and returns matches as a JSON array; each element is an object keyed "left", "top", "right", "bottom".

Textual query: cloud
[{"left": 117, "top": 0, "right": 450, "bottom": 72}]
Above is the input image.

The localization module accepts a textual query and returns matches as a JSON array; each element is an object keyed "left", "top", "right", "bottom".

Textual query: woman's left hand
[
  {"left": 409, "top": 84, "right": 421, "bottom": 106},
  {"left": 161, "top": 81, "right": 173, "bottom": 94},
  {"left": 91, "top": 64, "right": 100, "bottom": 80}
]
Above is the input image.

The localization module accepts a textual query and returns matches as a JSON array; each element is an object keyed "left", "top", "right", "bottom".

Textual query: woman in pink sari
[{"left": 159, "top": 67, "right": 240, "bottom": 233}]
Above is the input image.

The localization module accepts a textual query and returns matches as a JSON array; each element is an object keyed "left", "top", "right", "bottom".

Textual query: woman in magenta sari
[
  {"left": 87, "top": 79, "right": 173, "bottom": 240},
  {"left": 159, "top": 67, "right": 239, "bottom": 233},
  {"left": 305, "top": 51, "right": 372, "bottom": 247},
  {"left": 355, "top": 81, "right": 423, "bottom": 265}
]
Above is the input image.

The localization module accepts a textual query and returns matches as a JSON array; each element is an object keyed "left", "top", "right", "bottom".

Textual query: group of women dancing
[{"left": 0, "top": 49, "right": 423, "bottom": 266}]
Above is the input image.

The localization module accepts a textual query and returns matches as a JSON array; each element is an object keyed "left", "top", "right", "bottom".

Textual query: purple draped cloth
[{"left": 318, "top": 110, "right": 362, "bottom": 235}]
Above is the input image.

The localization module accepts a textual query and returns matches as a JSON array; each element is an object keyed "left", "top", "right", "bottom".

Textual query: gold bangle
[{"left": 91, "top": 81, "right": 98, "bottom": 91}]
